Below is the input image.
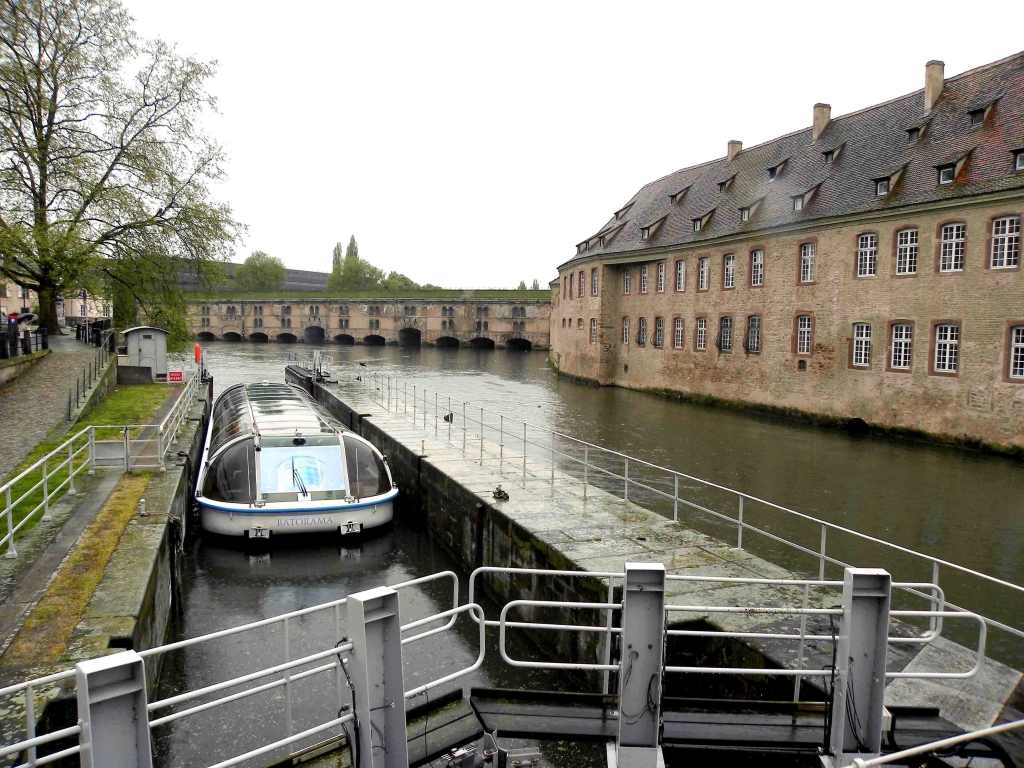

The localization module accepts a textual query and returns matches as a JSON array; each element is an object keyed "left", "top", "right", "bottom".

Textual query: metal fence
[
  {"left": 2, "top": 369, "right": 201, "bottom": 559},
  {"left": 0, "top": 563, "right": 996, "bottom": 767},
  {"left": 65, "top": 330, "right": 116, "bottom": 420},
  {"left": 358, "top": 371, "right": 1024, "bottom": 660}
]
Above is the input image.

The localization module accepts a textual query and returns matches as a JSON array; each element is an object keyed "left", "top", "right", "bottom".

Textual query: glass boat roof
[{"left": 208, "top": 383, "right": 343, "bottom": 456}]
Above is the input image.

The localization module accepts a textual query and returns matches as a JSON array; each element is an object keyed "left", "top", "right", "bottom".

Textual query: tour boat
[{"left": 195, "top": 382, "right": 397, "bottom": 539}]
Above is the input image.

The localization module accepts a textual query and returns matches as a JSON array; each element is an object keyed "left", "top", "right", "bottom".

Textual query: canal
[{"left": 152, "top": 340, "right": 1023, "bottom": 765}]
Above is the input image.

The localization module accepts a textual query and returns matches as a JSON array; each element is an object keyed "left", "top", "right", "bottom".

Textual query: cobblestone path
[{"left": 0, "top": 334, "right": 102, "bottom": 477}]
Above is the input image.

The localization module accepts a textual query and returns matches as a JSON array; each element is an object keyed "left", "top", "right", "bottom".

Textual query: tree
[
  {"left": 332, "top": 242, "right": 343, "bottom": 272},
  {"left": 326, "top": 235, "right": 383, "bottom": 292},
  {"left": 0, "top": 0, "right": 239, "bottom": 337},
  {"left": 345, "top": 235, "right": 358, "bottom": 260},
  {"left": 233, "top": 251, "right": 285, "bottom": 293},
  {"left": 517, "top": 280, "right": 527, "bottom": 290},
  {"left": 531, "top": 279, "right": 540, "bottom": 290},
  {"left": 382, "top": 271, "right": 420, "bottom": 291}
]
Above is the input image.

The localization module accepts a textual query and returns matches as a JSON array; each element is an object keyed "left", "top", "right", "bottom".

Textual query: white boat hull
[{"left": 199, "top": 499, "right": 394, "bottom": 537}]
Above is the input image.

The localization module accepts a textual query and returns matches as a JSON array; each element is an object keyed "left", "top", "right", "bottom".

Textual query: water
[{"left": 154, "top": 340, "right": 1023, "bottom": 764}]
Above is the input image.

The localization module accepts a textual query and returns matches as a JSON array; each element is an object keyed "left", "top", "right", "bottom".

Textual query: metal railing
[
  {"left": 359, "top": 371, "right": 1024, "bottom": 655},
  {"left": 0, "top": 571, "right": 470, "bottom": 768},
  {"left": 65, "top": 330, "right": 116, "bottom": 420},
  {"left": 2, "top": 369, "right": 201, "bottom": 559}
]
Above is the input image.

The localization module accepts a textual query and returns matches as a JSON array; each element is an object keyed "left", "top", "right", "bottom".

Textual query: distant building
[
  {"left": 552, "top": 53, "right": 1024, "bottom": 452},
  {"left": 0, "top": 281, "right": 35, "bottom": 318}
]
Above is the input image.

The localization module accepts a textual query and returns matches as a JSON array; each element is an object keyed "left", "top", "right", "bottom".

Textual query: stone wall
[
  {"left": 0, "top": 349, "right": 49, "bottom": 388},
  {"left": 552, "top": 196, "right": 1024, "bottom": 452}
]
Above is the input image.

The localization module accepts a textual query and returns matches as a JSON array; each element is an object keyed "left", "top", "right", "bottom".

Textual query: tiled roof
[{"left": 567, "top": 52, "right": 1024, "bottom": 266}]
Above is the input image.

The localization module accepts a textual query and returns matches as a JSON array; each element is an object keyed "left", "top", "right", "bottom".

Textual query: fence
[
  {"left": 3, "top": 369, "right": 201, "bottom": 559},
  {"left": 359, "top": 371, "right": 1024, "bottom": 662},
  {"left": 65, "top": 330, "right": 116, "bottom": 420},
  {"left": 0, "top": 563, "right": 998, "bottom": 767}
]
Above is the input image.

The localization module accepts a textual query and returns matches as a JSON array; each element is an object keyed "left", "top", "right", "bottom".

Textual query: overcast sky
[{"left": 122, "top": 0, "right": 1021, "bottom": 289}]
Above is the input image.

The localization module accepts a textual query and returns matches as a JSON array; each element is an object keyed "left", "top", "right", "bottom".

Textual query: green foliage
[
  {"left": 233, "top": 251, "right": 286, "bottom": 293},
  {"left": 345, "top": 235, "right": 358, "bottom": 260},
  {"left": 0, "top": 0, "right": 240, "bottom": 334},
  {"left": 518, "top": 280, "right": 527, "bottom": 290},
  {"left": 327, "top": 235, "right": 387, "bottom": 291},
  {"left": 332, "top": 242, "right": 344, "bottom": 272},
  {"left": 531, "top": 279, "right": 540, "bottom": 290},
  {"left": 382, "top": 271, "right": 420, "bottom": 291}
]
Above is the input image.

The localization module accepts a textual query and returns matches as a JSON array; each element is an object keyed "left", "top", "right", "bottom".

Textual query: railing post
[
  {"left": 499, "top": 414, "right": 504, "bottom": 470},
  {"left": 624, "top": 457, "right": 629, "bottom": 500},
  {"left": 123, "top": 427, "right": 130, "bottom": 473},
  {"left": 616, "top": 563, "right": 666, "bottom": 767},
  {"left": 673, "top": 474, "right": 679, "bottom": 522},
  {"left": 88, "top": 427, "right": 96, "bottom": 474},
  {"left": 157, "top": 426, "right": 166, "bottom": 472},
  {"left": 283, "top": 617, "right": 293, "bottom": 742},
  {"left": 67, "top": 442, "right": 76, "bottom": 496},
  {"left": 42, "top": 458, "right": 51, "bottom": 521},
  {"left": 583, "top": 445, "right": 588, "bottom": 500},
  {"left": 827, "top": 568, "right": 892, "bottom": 766},
  {"left": 736, "top": 495, "right": 744, "bottom": 549},
  {"left": 76, "top": 651, "right": 153, "bottom": 768},
  {"left": 480, "top": 407, "right": 484, "bottom": 461},
  {"left": 347, "top": 585, "right": 410, "bottom": 767},
  {"left": 25, "top": 682, "right": 35, "bottom": 764},
  {"left": 523, "top": 422, "right": 527, "bottom": 482},
  {"left": 462, "top": 401, "right": 466, "bottom": 452},
  {"left": 930, "top": 560, "right": 941, "bottom": 633},
  {"left": 412, "top": 385, "right": 416, "bottom": 424},
  {"left": 5, "top": 486, "right": 16, "bottom": 559},
  {"left": 793, "top": 583, "right": 809, "bottom": 701},
  {"left": 819, "top": 525, "right": 828, "bottom": 581}
]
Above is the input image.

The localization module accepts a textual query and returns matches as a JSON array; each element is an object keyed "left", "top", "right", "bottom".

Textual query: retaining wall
[{"left": 0, "top": 350, "right": 49, "bottom": 387}]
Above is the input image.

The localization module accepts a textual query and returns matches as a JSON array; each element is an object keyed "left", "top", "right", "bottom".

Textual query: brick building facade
[{"left": 551, "top": 54, "right": 1024, "bottom": 452}]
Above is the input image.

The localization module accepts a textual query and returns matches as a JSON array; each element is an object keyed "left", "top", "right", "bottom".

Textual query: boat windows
[
  {"left": 260, "top": 435, "right": 346, "bottom": 502},
  {"left": 202, "top": 440, "right": 256, "bottom": 503},
  {"left": 344, "top": 435, "right": 391, "bottom": 499}
]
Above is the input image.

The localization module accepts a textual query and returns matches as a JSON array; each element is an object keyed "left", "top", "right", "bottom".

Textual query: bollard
[
  {"left": 20, "top": 329, "right": 30, "bottom": 355},
  {"left": 40, "top": 327, "right": 48, "bottom": 350}
]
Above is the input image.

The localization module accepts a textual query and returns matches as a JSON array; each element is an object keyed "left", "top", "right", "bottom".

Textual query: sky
[{"left": 121, "top": 0, "right": 1023, "bottom": 289}]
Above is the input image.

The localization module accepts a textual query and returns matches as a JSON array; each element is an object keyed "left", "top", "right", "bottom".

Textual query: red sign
[{"left": 169, "top": 370, "right": 183, "bottom": 383}]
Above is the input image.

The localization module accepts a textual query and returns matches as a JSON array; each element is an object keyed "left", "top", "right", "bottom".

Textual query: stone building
[
  {"left": 551, "top": 53, "right": 1024, "bottom": 452},
  {"left": 188, "top": 297, "right": 550, "bottom": 350},
  {"left": 0, "top": 281, "right": 34, "bottom": 318}
]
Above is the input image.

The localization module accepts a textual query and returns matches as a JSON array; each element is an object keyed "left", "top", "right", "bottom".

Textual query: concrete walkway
[
  {"left": 0, "top": 334, "right": 103, "bottom": 476},
  {"left": 329, "top": 375, "right": 1024, "bottom": 750}
]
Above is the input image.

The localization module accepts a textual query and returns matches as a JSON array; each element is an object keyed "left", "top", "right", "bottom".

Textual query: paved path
[{"left": 0, "top": 334, "right": 101, "bottom": 476}]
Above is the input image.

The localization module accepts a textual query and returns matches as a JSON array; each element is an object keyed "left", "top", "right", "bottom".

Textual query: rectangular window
[
  {"left": 624, "top": 267, "right": 631, "bottom": 294},
  {"left": 673, "top": 318, "right": 684, "bottom": 349},
  {"left": 654, "top": 317, "right": 664, "bottom": 347},
  {"left": 622, "top": 317, "right": 629, "bottom": 344},
  {"left": 638, "top": 317, "right": 647, "bottom": 346},
  {"left": 1017, "top": 151, "right": 1024, "bottom": 172},
  {"left": 746, "top": 315, "right": 761, "bottom": 353},
  {"left": 579, "top": 271, "right": 585, "bottom": 296},
  {"left": 1011, "top": 326, "right": 1024, "bottom": 379},
  {"left": 723, "top": 254, "right": 735, "bottom": 288},
  {"left": 698, "top": 257, "right": 709, "bottom": 290},
  {"left": 876, "top": 179, "right": 889, "bottom": 196},
  {"left": 641, "top": 265, "right": 649, "bottom": 293},
  {"left": 696, "top": 318, "right": 707, "bottom": 351},
  {"left": 718, "top": 317, "right": 733, "bottom": 351},
  {"left": 940, "top": 223, "right": 966, "bottom": 272},
  {"left": 857, "top": 233, "right": 878, "bottom": 277},
  {"left": 793, "top": 196, "right": 804, "bottom": 211},
  {"left": 896, "top": 229, "right": 918, "bottom": 274},
  {"left": 750, "top": 249, "right": 764, "bottom": 286},
  {"left": 907, "top": 128, "right": 920, "bottom": 144},
  {"left": 592, "top": 268, "right": 599, "bottom": 295},
  {"left": 657, "top": 262, "right": 665, "bottom": 292},
  {"left": 853, "top": 323, "right": 872, "bottom": 366},
  {"left": 797, "top": 316, "right": 812, "bottom": 355},
  {"left": 934, "top": 324, "right": 959, "bottom": 373},
  {"left": 991, "top": 216, "right": 1020, "bottom": 269},
  {"left": 740, "top": 207, "right": 750, "bottom": 222},
  {"left": 693, "top": 219, "right": 702, "bottom": 232},
  {"left": 590, "top": 318, "right": 597, "bottom": 343},
  {"left": 675, "top": 260, "right": 686, "bottom": 292},
  {"left": 891, "top": 324, "right": 912, "bottom": 369},
  {"left": 800, "top": 243, "right": 815, "bottom": 283},
  {"left": 938, "top": 165, "right": 955, "bottom": 185}
]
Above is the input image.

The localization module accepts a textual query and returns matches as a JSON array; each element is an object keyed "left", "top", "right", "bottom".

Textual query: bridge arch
[
  {"left": 435, "top": 336, "right": 460, "bottom": 348},
  {"left": 223, "top": 331, "right": 242, "bottom": 342},
  {"left": 249, "top": 332, "right": 269, "bottom": 343},
  {"left": 506, "top": 337, "right": 532, "bottom": 351},
  {"left": 334, "top": 334, "right": 355, "bottom": 345},
  {"left": 363, "top": 334, "right": 385, "bottom": 346},
  {"left": 304, "top": 325, "right": 325, "bottom": 343},
  {"left": 398, "top": 327, "right": 421, "bottom": 347},
  {"left": 469, "top": 337, "right": 495, "bottom": 349},
  {"left": 276, "top": 332, "right": 297, "bottom": 344},
  {"left": 197, "top": 331, "right": 216, "bottom": 341}
]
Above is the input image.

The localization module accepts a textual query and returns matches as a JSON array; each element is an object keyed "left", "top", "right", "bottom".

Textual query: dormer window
[
  {"left": 907, "top": 127, "right": 921, "bottom": 144},
  {"left": 599, "top": 235, "right": 606, "bottom": 247},
  {"left": 576, "top": 243, "right": 587, "bottom": 255},
  {"left": 614, "top": 202, "right": 633, "bottom": 220},
  {"left": 740, "top": 207, "right": 750, "bottom": 222},
  {"left": 692, "top": 218, "right": 702, "bottom": 232},
  {"left": 669, "top": 186, "right": 689, "bottom": 204},
  {"left": 1015, "top": 150, "right": 1024, "bottom": 172},
  {"left": 875, "top": 179, "right": 890, "bottom": 196},
  {"left": 938, "top": 165, "right": 955, "bottom": 185},
  {"left": 718, "top": 181, "right": 727, "bottom": 192},
  {"left": 792, "top": 196, "right": 804, "bottom": 212},
  {"left": 969, "top": 109, "right": 984, "bottom": 127},
  {"left": 767, "top": 160, "right": 786, "bottom": 180},
  {"left": 823, "top": 150, "right": 834, "bottom": 164},
  {"left": 640, "top": 226, "right": 651, "bottom": 240}
]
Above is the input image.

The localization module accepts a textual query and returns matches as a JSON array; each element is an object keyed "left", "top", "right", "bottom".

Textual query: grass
[
  {"left": 1, "top": 472, "right": 151, "bottom": 666},
  {"left": 0, "top": 384, "right": 173, "bottom": 543},
  {"left": 191, "top": 289, "right": 552, "bottom": 301}
]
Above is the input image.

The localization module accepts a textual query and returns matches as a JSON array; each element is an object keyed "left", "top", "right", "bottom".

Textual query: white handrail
[{"left": 851, "top": 718, "right": 1024, "bottom": 767}]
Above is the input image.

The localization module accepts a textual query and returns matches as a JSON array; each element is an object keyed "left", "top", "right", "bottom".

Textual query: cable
[{"left": 335, "top": 639, "right": 358, "bottom": 768}]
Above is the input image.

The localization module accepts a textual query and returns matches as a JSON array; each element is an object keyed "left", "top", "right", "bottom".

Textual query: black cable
[{"left": 335, "top": 639, "right": 358, "bottom": 768}]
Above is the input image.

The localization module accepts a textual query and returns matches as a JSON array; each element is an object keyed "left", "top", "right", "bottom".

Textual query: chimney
[
  {"left": 727, "top": 140, "right": 742, "bottom": 161},
  {"left": 812, "top": 103, "right": 831, "bottom": 141},
  {"left": 925, "top": 60, "right": 945, "bottom": 112}
]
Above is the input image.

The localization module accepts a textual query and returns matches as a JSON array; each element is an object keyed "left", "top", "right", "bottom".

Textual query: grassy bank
[
  {"left": 1, "top": 472, "right": 151, "bottom": 665},
  {"left": 0, "top": 384, "right": 174, "bottom": 542}
]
